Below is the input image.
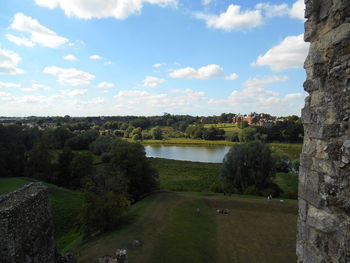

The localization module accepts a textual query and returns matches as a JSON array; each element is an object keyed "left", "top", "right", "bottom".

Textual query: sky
[{"left": 0, "top": 0, "right": 309, "bottom": 117}]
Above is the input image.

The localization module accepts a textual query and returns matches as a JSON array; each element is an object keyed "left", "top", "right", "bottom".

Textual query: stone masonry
[
  {"left": 0, "top": 182, "right": 74, "bottom": 263},
  {"left": 297, "top": 0, "right": 350, "bottom": 262}
]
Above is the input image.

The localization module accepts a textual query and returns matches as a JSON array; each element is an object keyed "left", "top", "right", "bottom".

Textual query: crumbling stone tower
[
  {"left": 0, "top": 182, "right": 72, "bottom": 263},
  {"left": 297, "top": 0, "right": 350, "bottom": 262}
]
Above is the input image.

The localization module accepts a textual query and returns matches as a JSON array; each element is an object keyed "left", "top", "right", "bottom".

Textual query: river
[{"left": 145, "top": 145, "right": 231, "bottom": 163}]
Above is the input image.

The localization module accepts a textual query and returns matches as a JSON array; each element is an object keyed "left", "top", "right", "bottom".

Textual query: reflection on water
[{"left": 145, "top": 145, "right": 231, "bottom": 163}]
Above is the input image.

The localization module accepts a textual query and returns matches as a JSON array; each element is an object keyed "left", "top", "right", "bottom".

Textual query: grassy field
[
  {"left": 150, "top": 158, "right": 298, "bottom": 198},
  {"left": 0, "top": 177, "right": 83, "bottom": 250},
  {"left": 73, "top": 191, "right": 297, "bottom": 263}
]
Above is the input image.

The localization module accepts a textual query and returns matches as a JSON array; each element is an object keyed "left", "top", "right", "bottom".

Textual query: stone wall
[
  {"left": 297, "top": 0, "right": 350, "bottom": 262},
  {"left": 0, "top": 182, "right": 66, "bottom": 263}
]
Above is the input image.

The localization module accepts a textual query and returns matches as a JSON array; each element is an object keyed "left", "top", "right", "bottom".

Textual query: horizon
[{"left": 1, "top": 0, "right": 307, "bottom": 117}]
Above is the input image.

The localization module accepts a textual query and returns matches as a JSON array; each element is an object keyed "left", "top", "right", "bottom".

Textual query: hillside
[{"left": 73, "top": 191, "right": 297, "bottom": 263}]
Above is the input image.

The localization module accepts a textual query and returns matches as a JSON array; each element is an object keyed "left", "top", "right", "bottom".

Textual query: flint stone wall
[
  {"left": 297, "top": 0, "right": 350, "bottom": 262},
  {"left": 0, "top": 182, "right": 63, "bottom": 263}
]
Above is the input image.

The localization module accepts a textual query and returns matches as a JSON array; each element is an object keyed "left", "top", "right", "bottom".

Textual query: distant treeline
[{"left": 3, "top": 112, "right": 303, "bottom": 143}]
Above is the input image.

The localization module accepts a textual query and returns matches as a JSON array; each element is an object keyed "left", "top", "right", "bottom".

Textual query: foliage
[
  {"left": 109, "top": 140, "right": 159, "bottom": 201},
  {"left": 69, "top": 151, "right": 94, "bottom": 189},
  {"left": 151, "top": 126, "right": 163, "bottom": 140},
  {"left": 65, "top": 130, "right": 99, "bottom": 150},
  {"left": 0, "top": 125, "right": 26, "bottom": 177},
  {"left": 78, "top": 191, "right": 128, "bottom": 238},
  {"left": 89, "top": 136, "right": 115, "bottom": 155},
  {"left": 221, "top": 140, "right": 278, "bottom": 195},
  {"left": 25, "top": 134, "right": 53, "bottom": 182}
]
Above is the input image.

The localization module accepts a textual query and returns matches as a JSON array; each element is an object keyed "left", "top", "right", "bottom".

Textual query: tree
[
  {"left": 25, "top": 134, "right": 53, "bottom": 182},
  {"left": 78, "top": 191, "right": 128, "bottom": 238},
  {"left": 69, "top": 151, "right": 94, "bottom": 189},
  {"left": 55, "top": 146, "right": 74, "bottom": 187},
  {"left": 0, "top": 125, "right": 26, "bottom": 177},
  {"left": 151, "top": 127, "right": 163, "bottom": 140},
  {"left": 238, "top": 127, "right": 257, "bottom": 142},
  {"left": 221, "top": 140, "right": 277, "bottom": 195},
  {"left": 109, "top": 140, "right": 159, "bottom": 201}
]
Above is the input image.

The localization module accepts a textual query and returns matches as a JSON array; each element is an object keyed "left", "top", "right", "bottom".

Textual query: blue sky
[{"left": 0, "top": 0, "right": 308, "bottom": 117}]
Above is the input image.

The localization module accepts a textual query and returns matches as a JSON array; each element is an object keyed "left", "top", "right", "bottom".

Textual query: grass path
[
  {"left": 74, "top": 191, "right": 297, "bottom": 263},
  {"left": 75, "top": 191, "right": 217, "bottom": 263}
]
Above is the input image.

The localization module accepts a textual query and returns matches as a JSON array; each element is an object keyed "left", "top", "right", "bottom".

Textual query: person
[{"left": 195, "top": 207, "right": 200, "bottom": 216}]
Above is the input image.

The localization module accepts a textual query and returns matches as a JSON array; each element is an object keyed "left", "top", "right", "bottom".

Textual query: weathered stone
[
  {"left": 0, "top": 183, "right": 75, "bottom": 263},
  {"left": 297, "top": 0, "right": 350, "bottom": 262}
]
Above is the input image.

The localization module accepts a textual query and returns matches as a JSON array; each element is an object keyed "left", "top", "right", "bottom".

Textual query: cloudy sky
[{"left": 0, "top": 0, "right": 308, "bottom": 117}]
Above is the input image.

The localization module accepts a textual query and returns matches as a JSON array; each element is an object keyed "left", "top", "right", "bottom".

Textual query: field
[
  {"left": 0, "top": 177, "right": 83, "bottom": 250},
  {"left": 149, "top": 158, "right": 299, "bottom": 199},
  {"left": 73, "top": 191, "right": 297, "bottom": 263}
]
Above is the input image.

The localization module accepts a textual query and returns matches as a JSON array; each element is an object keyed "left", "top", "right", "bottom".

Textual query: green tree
[
  {"left": 70, "top": 152, "right": 94, "bottom": 189},
  {"left": 110, "top": 141, "right": 159, "bottom": 201},
  {"left": 26, "top": 135, "right": 53, "bottom": 182},
  {"left": 0, "top": 125, "right": 26, "bottom": 177},
  {"left": 55, "top": 146, "right": 74, "bottom": 187},
  {"left": 151, "top": 127, "right": 163, "bottom": 140},
  {"left": 221, "top": 140, "right": 277, "bottom": 195},
  {"left": 238, "top": 127, "right": 257, "bottom": 142},
  {"left": 78, "top": 191, "right": 128, "bottom": 238}
]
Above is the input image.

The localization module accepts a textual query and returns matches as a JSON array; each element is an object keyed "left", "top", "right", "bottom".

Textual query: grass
[
  {"left": 269, "top": 143, "right": 302, "bottom": 161},
  {"left": 150, "top": 158, "right": 298, "bottom": 198},
  {"left": 73, "top": 191, "right": 297, "bottom": 263},
  {"left": 149, "top": 158, "right": 222, "bottom": 192},
  {"left": 0, "top": 177, "right": 83, "bottom": 251}
]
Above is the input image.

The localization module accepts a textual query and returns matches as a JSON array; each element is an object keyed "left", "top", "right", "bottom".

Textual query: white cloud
[
  {"left": 17, "top": 94, "right": 62, "bottom": 104},
  {"left": 104, "top": 61, "right": 113, "bottom": 65},
  {"left": 35, "top": 0, "right": 177, "bottom": 20},
  {"left": 209, "top": 87, "right": 305, "bottom": 115},
  {"left": 61, "top": 89, "right": 88, "bottom": 97},
  {"left": 89, "top": 54, "right": 103, "bottom": 60},
  {"left": 97, "top": 82, "right": 114, "bottom": 88},
  {"left": 6, "top": 34, "right": 35, "bottom": 47},
  {"left": 195, "top": 5, "right": 263, "bottom": 31},
  {"left": 0, "top": 49, "right": 24, "bottom": 75},
  {"left": 256, "top": 0, "right": 305, "bottom": 20},
  {"left": 142, "top": 76, "right": 166, "bottom": 88},
  {"left": 21, "top": 84, "right": 51, "bottom": 92},
  {"left": 202, "top": 0, "right": 212, "bottom": 6},
  {"left": 170, "top": 64, "right": 223, "bottom": 79},
  {"left": 63, "top": 54, "right": 78, "bottom": 61},
  {"left": 252, "top": 34, "right": 309, "bottom": 71},
  {"left": 43, "top": 66, "right": 95, "bottom": 86},
  {"left": 153, "top": 63, "right": 165, "bottom": 68},
  {"left": 114, "top": 88, "right": 206, "bottom": 114},
  {"left": 0, "top": 82, "right": 20, "bottom": 89},
  {"left": 9, "top": 13, "right": 68, "bottom": 48},
  {"left": 290, "top": 0, "right": 305, "bottom": 20},
  {"left": 242, "top": 75, "right": 289, "bottom": 88},
  {"left": 0, "top": 92, "right": 14, "bottom": 101},
  {"left": 255, "top": 3, "right": 289, "bottom": 18},
  {"left": 224, "top": 73, "right": 239, "bottom": 80}
]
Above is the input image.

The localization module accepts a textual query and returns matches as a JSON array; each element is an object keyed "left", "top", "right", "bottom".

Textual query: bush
[{"left": 221, "top": 140, "right": 278, "bottom": 195}]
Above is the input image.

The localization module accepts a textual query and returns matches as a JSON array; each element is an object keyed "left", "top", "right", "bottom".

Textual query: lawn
[
  {"left": 0, "top": 177, "right": 83, "bottom": 250},
  {"left": 150, "top": 158, "right": 298, "bottom": 198},
  {"left": 73, "top": 191, "right": 297, "bottom": 263}
]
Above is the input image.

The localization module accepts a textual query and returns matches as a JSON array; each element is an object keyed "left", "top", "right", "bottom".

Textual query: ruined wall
[
  {"left": 297, "top": 0, "right": 350, "bottom": 262},
  {"left": 0, "top": 182, "right": 59, "bottom": 263}
]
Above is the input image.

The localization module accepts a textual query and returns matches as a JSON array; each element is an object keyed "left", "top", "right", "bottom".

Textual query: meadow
[
  {"left": 73, "top": 191, "right": 297, "bottom": 263},
  {"left": 149, "top": 158, "right": 299, "bottom": 199}
]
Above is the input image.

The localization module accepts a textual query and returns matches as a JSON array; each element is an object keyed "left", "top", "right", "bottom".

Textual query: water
[{"left": 145, "top": 145, "right": 231, "bottom": 163}]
